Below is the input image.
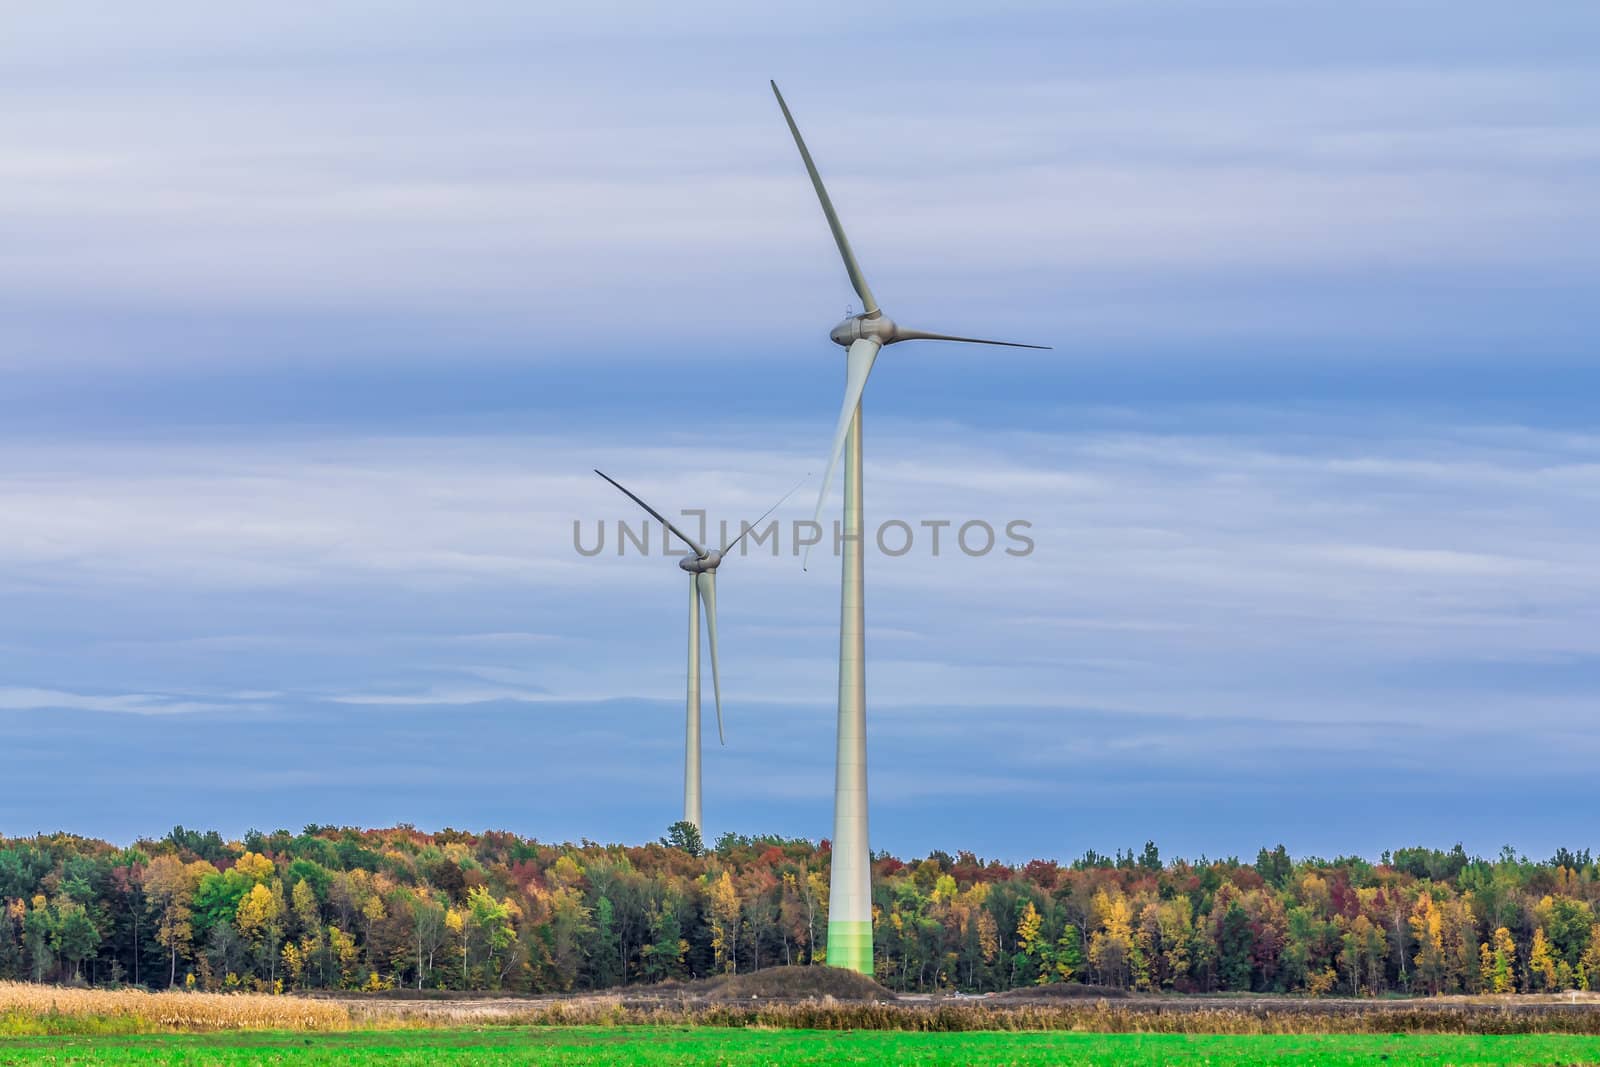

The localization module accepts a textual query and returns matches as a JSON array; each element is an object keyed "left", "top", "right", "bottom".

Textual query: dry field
[
  {"left": 0, "top": 981, "right": 349, "bottom": 1033},
  {"left": 7, "top": 975, "right": 1600, "bottom": 1037}
]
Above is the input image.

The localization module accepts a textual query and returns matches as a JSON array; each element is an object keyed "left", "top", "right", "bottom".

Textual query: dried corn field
[{"left": 0, "top": 981, "right": 350, "bottom": 1034}]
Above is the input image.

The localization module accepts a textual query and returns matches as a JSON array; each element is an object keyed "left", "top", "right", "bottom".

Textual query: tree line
[{"left": 2, "top": 824, "right": 1597, "bottom": 996}]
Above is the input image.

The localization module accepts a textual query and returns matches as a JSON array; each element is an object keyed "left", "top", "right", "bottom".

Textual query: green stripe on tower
[{"left": 826, "top": 919, "right": 873, "bottom": 975}]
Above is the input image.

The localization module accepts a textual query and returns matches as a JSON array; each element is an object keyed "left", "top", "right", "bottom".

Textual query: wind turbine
[
  {"left": 770, "top": 82, "right": 1049, "bottom": 975},
  {"left": 594, "top": 470, "right": 801, "bottom": 834}
]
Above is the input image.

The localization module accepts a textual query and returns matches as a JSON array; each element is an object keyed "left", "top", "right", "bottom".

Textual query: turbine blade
[
  {"left": 893, "top": 328, "right": 1051, "bottom": 350},
  {"left": 594, "top": 469, "right": 708, "bottom": 558},
  {"left": 804, "top": 337, "right": 880, "bottom": 571},
  {"left": 697, "top": 571, "right": 725, "bottom": 746},
  {"left": 770, "top": 81, "right": 879, "bottom": 316},
  {"left": 722, "top": 473, "right": 810, "bottom": 555}
]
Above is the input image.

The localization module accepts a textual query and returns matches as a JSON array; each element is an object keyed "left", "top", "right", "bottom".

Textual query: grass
[{"left": 2, "top": 1027, "right": 1600, "bottom": 1065}]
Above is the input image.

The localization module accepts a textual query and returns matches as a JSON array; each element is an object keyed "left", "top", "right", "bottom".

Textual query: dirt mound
[
  {"left": 699, "top": 966, "right": 895, "bottom": 1003},
  {"left": 991, "top": 982, "right": 1129, "bottom": 1002}
]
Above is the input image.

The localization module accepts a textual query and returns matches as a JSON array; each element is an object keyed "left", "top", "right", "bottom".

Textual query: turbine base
[{"left": 825, "top": 919, "right": 873, "bottom": 975}]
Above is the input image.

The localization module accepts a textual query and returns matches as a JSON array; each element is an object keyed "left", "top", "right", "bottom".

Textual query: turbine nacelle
[
  {"left": 830, "top": 313, "right": 897, "bottom": 348},
  {"left": 678, "top": 550, "right": 723, "bottom": 574}
]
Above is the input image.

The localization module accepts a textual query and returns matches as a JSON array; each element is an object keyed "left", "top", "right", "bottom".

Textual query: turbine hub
[
  {"left": 829, "top": 312, "right": 897, "bottom": 348},
  {"left": 679, "top": 550, "right": 722, "bottom": 574}
]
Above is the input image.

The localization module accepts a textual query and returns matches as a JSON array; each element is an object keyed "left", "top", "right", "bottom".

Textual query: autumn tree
[
  {"left": 1088, "top": 889, "right": 1137, "bottom": 989},
  {"left": 10, "top": 826, "right": 1600, "bottom": 998},
  {"left": 708, "top": 870, "right": 740, "bottom": 975},
  {"left": 1528, "top": 928, "right": 1558, "bottom": 992},
  {"left": 1481, "top": 926, "right": 1516, "bottom": 994},
  {"left": 143, "top": 855, "right": 205, "bottom": 987},
  {"left": 236, "top": 881, "right": 286, "bottom": 986},
  {"left": 1410, "top": 891, "right": 1448, "bottom": 996}
]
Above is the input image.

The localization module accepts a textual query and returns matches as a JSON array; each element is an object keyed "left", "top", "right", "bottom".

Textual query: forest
[{"left": 2, "top": 824, "right": 1597, "bottom": 998}]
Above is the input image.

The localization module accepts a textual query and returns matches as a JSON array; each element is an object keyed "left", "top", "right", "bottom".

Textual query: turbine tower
[
  {"left": 770, "top": 82, "right": 1049, "bottom": 975},
  {"left": 595, "top": 470, "right": 799, "bottom": 834}
]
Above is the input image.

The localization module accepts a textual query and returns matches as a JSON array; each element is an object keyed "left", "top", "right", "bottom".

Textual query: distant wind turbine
[
  {"left": 595, "top": 470, "right": 803, "bottom": 834},
  {"left": 770, "top": 81, "right": 1050, "bottom": 974}
]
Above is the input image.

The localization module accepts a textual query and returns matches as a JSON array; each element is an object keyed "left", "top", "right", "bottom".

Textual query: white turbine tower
[
  {"left": 770, "top": 82, "right": 1050, "bottom": 975},
  {"left": 595, "top": 470, "right": 800, "bottom": 834}
]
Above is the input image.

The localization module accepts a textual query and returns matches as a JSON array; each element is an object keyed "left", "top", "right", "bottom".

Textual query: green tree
[
  {"left": 51, "top": 900, "right": 102, "bottom": 982},
  {"left": 192, "top": 867, "right": 253, "bottom": 945},
  {"left": 22, "top": 898, "right": 55, "bottom": 982},
  {"left": 662, "top": 822, "right": 705, "bottom": 857},
  {"left": 1038, "top": 923, "right": 1082, "bottom": 984},
  {"left": 1256, "top": 845, "right": 1293, "bottom": 889},
  {"left": 464, "top": 886, "right": 520, "bottom": 989},
  {"left": 1217, "top": 903, "right": 1253, "bottom": 992},
  {"left": 1536, "top": 896, "right": 1594, "bottom": 969},
  {"left": 640, "top": 899, "right": 687, "bottom": 982},
  {"left": 592, "top": 896, "right": 622, "bottom": 987}
]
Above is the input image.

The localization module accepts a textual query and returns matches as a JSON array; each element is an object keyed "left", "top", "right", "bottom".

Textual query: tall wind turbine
[
  {"left": 770, "top": 82, "right": 1049, "bottom": 975},
  {"left": 595, "top": 470, "right": 800, "bottom": 834}
]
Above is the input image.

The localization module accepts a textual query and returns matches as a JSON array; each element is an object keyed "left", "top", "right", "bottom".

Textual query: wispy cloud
[
  {"left": 324, "top": 687, "right": 553, "bottom": 707},
  {"left": 2, "top": 413, "right": 1594, "bottom": 730},
  {"left": 0, "top": 687, "right": 255, "bottom": 716}
]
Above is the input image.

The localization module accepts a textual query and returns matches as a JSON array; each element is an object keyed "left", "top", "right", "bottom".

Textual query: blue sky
[{"left": 2, "top": 1, "right": 1597, "bottom": 863}]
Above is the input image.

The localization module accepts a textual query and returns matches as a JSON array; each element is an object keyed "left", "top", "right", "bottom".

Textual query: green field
[{"left": 3, "top": 1027, "right": 1600, "bottom": 1066}]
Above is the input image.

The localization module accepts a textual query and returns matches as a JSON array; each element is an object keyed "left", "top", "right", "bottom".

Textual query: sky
[{"left": 1, "top": 1, "right": 1597, "bottom": 863}]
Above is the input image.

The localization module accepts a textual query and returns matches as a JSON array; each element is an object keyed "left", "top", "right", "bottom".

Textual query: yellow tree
[
  {"left": 1015, "top": 900, "right": 1042, "bottom": 960},
  {"left": 280, "top": 941, "right": 304, "bottom": 987},
  {"left": 235, "top": 881, "right": 286, "bottom": 987},
  {"left": 445, "top": 905, "right": 469, "bottom": 987},
  {"left": 1088, "top": 889, "right": 1136, "bottom": 989},
  {"left": 1409, "top": 892, "right": 1447, "bottom": 995},
  {"left": 805, "top": 869, "right": 829, "bottom": 964},
  {"left": 1152, "top": 897, "right": 1193, "bottom": 990},
  {"left": 327, "top": 925, "right": 360, "bottom": 989},
  {"left": 976, "top": 909, "right": 1000, "bottom": 970},
  {"left": 1528, "top": 928, "right": 1558, "bottom": 992},
  {"left": 1480, "top": 926, "right": 1516, "bottom": 993},
  {"left": 361, "top": 891, "right": 388, "bottom": 977},
  {"left": 708, "top": 870, "right": 740, "bottom": 974},
  {"left": 1299, "top": 873, "right": 1332, "bottom": 918},
  {"left": 287, "top": 879, "right": 327, "bottom": 989},
  {"left": 548, "top": 855, "right": 585, "bottom": 890},
  {"left": 234, "top": 852, "right": 275, "bottom": 883}
]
